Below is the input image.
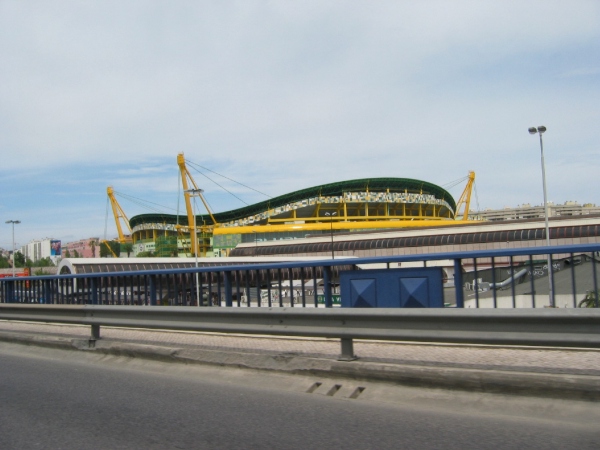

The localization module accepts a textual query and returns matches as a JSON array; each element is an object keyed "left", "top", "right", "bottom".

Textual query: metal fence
[{"left": 1, "top": 243, "right": 599, "bottom": 309}]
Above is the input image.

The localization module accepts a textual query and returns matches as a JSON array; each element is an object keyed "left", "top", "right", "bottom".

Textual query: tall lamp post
[
  {"left": 5, "top": 220, "right": 21, "bottom": 278},
  {"left": 528, "top": 126, "right": 554, "bottom": 307},
  {"left": 184, "top": 189, "right": 203, "bottom": 307},
  {"left": 324, "top": 212, "right": 337, "bottom": 259}
]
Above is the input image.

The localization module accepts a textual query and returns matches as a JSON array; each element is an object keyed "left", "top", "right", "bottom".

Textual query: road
[{"left": 0, "top": 343, "right": 597, "bottom": 449}]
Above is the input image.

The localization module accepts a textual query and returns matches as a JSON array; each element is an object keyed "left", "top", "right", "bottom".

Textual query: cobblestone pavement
[{"left": 1, "top": 320, "right": 599, "bottom": 376}]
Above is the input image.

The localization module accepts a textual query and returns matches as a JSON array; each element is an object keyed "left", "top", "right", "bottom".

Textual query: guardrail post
[
  {"left": 6, "top": 280, "right": 15, "bottom": 303},
  {"left": 149, "top": 275, "right": 157, "bottom": 306},
  {"left": 288, "top": 268, "right": 294, "bottom": 307},
  {"left": 592, "top": 254, "right": 599, "bottom": 308},
  {"left": 90, "top": 278, "right": 98, "bottom": 305},
  {"left": 510, "top": 256, "right": 516, "bottom": 308},
  {"left": 43, "top": 279, "right": 53, "bottom": 304},
  {"left": 491, "top": 258, "right": 497, "bottom": 308},
  {"left": 323, "top": 266, "right": 333, "bottom": 308},
  {"left": 89, "top": 324, "right": 101, "bottom": 348},
  {"left": 224, "top": 271, "right": 233, "bottom": 307},
  {"left": 338, "top": 338, "right": 357, "bottom": 361},
  {"left": 454, "top": 259, "right": 464, "bottom": 308},
  {"left": 246, "top": 270, "right": 252, "bottom": 307},
  {"left": 570, "top": 253, "right": 577, "bottom": 308},
  {"left": 528, "top": 255, "right": 536, "bottom": 308}
]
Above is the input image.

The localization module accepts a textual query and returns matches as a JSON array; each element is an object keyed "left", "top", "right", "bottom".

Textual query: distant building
[
  {"left": 62, "top": 238, "right": 100, "bottom": 258},
  {"left": 472, "top": 202, "right": 600, "bottom": 222},
  {"left": 21, "top": 238, "right": 62, "bottom": 264}
]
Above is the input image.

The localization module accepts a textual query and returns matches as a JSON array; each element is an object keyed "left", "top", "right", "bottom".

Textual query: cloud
[{"left": 1, "top": 1, "right": 599, "bottom": 244}]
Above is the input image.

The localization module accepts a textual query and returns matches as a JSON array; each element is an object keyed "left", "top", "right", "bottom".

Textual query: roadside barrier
[
  {"left": 0, "top": 304, "right": 599, "bottom": 359},
  {"left": 1, "top": 244, "right": 599, "bottom": 310}
]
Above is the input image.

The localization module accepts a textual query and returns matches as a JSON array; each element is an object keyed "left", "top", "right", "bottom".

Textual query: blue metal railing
[{"left": 1, "top": 244, "right": 599, "bottom": 308}]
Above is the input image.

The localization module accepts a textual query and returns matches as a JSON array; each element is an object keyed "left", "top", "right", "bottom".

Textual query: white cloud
[{"left": 1, "top": 1, "right": 599, "bottom": 244}]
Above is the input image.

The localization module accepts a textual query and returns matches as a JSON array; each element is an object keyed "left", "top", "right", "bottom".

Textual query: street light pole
[
  {"left": 5, "top": 220, "right": 21, "bottom": 278},
  {"left": 184, "top": 189, "right": 203, "bottom": 307},
  {"left": 528, "top": 126, "right": 554, "bottom": 307},
  {"left": 324, "top": 212, "right": 337, "bottom": 259}
]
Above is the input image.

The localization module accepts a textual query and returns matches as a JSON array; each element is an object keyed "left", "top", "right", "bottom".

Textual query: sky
[{"left": 1, "top": 1, "right": 599, "bottom": 249}]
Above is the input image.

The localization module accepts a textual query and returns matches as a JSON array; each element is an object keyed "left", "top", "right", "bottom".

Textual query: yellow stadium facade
[{"left": 129, "top": 177, "right": 474, "bottom": 257}]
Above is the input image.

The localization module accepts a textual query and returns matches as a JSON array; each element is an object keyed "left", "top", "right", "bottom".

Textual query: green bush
[{"left": 578, "top": 290, "right": 599, "bottom": 308}]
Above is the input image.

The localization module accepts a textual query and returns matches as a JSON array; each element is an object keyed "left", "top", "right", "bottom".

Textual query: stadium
[{"left": 128, "top": 167, "right": 476, "bottom": 257}]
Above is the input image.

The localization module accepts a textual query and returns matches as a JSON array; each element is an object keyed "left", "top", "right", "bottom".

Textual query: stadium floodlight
[{"left": 528, "top": 126, "right": 554, "bottom": 307}]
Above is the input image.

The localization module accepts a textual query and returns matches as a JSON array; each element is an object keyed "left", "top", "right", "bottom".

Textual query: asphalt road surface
[{"left": 0, "top": 344, "right": 597, "bottom": 449}]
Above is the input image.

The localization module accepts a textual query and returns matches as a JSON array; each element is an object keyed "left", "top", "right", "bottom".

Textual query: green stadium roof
[{"left": 129, "top": 177, "right": 456, "bottom": 228}]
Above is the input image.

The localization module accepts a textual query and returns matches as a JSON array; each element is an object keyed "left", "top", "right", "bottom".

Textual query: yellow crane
[
  {"left": 102, "top": 186, "right": 133, "bottom": 258},
  {"left": 107, "top": 186, "right": 133, "bottom": 243},
  {"left": 454, "top": 171, "right": 476, "bottom": 221},
  {"left": 177, "top": 153, "right": 218, "bottom": 257}
]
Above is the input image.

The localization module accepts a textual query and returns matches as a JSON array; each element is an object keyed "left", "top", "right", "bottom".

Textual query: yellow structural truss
[
  {"left": 107, "top": 186, "right": 133, "bottom": 243},
  {"left": 177, "top": 153, "right": 219, "bottom": 256},
  {"left": 127, "top": 156, "right": 479, "bottom": 254},
  {"left": 454, "top": 171, "right": 476, "bottom": 221}
]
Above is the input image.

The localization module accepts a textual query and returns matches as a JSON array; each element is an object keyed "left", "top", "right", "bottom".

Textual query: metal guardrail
[
  {"left": 1, "top": 243, "right": 599, "bottom": 309},
  {"left": 0, "top": 305, "right": 599, "bottom": 360}
]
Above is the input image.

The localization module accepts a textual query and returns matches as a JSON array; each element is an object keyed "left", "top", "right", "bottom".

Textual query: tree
[
  {"left": 90, "top": 240, "right": 97, "bottom": 258},
  {"left": 578, "top": 290, "right": 599, "bottom": 308},
  {"left": 36, "top": 257, "right": 55, "bottom": 267},
  {"left": 14, "top": 252, "right": 26, "bottom": 268},
  {"left": 73, "top": 249, "right": 80, "bottom": 258},
  {"left": 136, "top": 251, "right": 156, "bottom": 257},
  {"left": 65, "top": 249, "right": 71, "bottom": 258},
  {"left": 122, "top": 243, "right": 133, "bottom": 258},
  {"left": 0, "top": 255, "right": 10, "bottom": 269},
  {"left": 100, "top": 241, "right": 120, "bottom": 258}
]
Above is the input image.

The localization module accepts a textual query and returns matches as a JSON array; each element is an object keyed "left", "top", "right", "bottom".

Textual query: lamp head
[
  {"left": 537, "top": 126, "right": 546, "bottom": 134},
  {"left": 184, "top": 188, "right": 204, "bottom": 195},
  {"left": 528, "top": 127, "right": 537, "bottom": 135}
]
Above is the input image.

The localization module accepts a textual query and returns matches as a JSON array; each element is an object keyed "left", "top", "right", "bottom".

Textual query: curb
[{"left": 1, "top": 331, "right": 599, "bottom": 401}]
